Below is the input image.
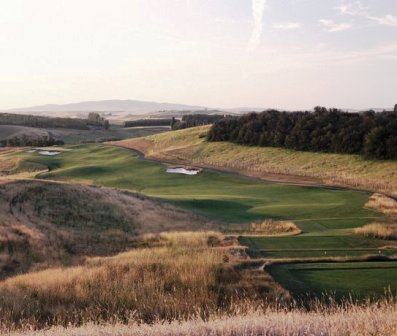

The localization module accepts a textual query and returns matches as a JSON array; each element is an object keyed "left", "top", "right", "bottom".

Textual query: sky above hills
[{"left": 0, "top": 0, "right": 396, "bottom": 110}]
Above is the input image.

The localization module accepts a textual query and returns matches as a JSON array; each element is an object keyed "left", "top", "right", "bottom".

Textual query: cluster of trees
[
  {"left": 0, "top": 113, "right": 109, "bottom": 130},
  {"left": 0, "top": 135, "right": 64, "bottom": 147},
  {"left": 123, "top": 119, "right": 172, "bottom": 127},
  {"left": 207, "top": 107, "right": 397, "bottom": 160},
  {"left": 171, "top": 114, "right": 226, "bottom": 130},
  {"left": 87, "top": 112, "right": 110, "bottom": 129}
]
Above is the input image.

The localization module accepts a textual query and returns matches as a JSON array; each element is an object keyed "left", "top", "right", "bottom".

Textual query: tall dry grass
[
  {"left": 0, "top": 232, "right": 250, "bottom": 331},
  {"left": 365, "top": 193, "right": 397, "bottom": 217},
  {"left": 9, "top": 299, "right": 397, "bottom": 336},
  {"left": 249, "top": 219, "right": 300, "bottom": 236},
  {"left": 354, "top": 222, "right": 397, "bottom": 240}
]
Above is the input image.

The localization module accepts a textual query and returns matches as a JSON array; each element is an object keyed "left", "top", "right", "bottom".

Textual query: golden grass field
[
  {"left": 10, "top": 302, "right": 397, "bottom": 336},
  {"left": 112, "top": 126, "right": 397, "bottom": 195},
  {"left": 0, "top": 231, "right": 282, "bottom": 332}
]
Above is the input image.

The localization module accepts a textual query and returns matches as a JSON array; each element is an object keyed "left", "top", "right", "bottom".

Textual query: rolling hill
[
  {"left": 112, "top": 126, "right": 397, "bottom": 195},
  {"left": 0, "top": 179, "right": 213, "bottom": 278}
]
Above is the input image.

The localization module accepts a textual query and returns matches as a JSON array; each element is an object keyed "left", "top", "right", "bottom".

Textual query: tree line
[
  {"left": 123, "top": 119, "right": 172, "bottom": 127},
  {"left": 207, "top": 107, "right": 397, "bottom": 160},
  {"left": 171, "top": 114, "right": 226, "bottom": 130},
  {"left": 0, "top": 112, "right": 109, "bottom": 130},
  {"left": 0, "top": 135, "right": 64, "bottom": 147}
]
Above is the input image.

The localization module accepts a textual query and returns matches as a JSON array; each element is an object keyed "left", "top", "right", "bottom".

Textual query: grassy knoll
[
  {"left": 113, "top": 126, "right": 397, "bottom": 195},
  {"left": 267, "top": 261, "right": 397, "bottom": 300},
  {"left": 0, "top": 180, "right": 211, "bottom": 277}
]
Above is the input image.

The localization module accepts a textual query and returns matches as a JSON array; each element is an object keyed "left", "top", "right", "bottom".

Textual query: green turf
[
  {"left": 267, "top": 261, "right": 397, "bottom": 300},
  {"left": 239, "top": 235, "right": 392, "bottom": 258},
  {"left": 18, "top": 144, "right": 380, "bottom": 229}
]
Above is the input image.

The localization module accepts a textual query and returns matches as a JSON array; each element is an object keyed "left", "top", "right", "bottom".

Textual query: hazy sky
[{"left": 1, "top": 0, "right": 397, "bottom": 110}]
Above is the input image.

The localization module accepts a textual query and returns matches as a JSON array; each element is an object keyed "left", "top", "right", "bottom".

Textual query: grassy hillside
[
  {"left": 0, "top": 180, "right": 212, "bottom": 278},
  {"left": 113, "top": 126, "right": 397, "bottom": 195},
  {"left": 0, "top": 232, "right": 272, "bottom": 331}
]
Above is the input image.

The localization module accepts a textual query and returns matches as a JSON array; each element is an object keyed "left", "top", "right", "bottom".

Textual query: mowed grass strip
[
  {"left": 239, "top": 235, "right": 393, "bottom": 258},
  {"left": 15, "top": 144, "right": 380, "bottom": 231},
  {"left": 267, "top": 261, "right": 397, "bottom": 300}
]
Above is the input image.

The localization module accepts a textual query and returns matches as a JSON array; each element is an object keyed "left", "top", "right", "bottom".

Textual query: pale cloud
[
  {"left": 320, "top": 19, "right": 352, "bottom": 32},
  {"left": 337, "top": 1, "right": 397, "bottom": 27},
  {"left": 336, "top": 1, "right": 368, "bottom": 16},
  {"left": 215, "top": 17, "right": 235, "bottom": 24},
  {"left": 247, "top": 0, "right": 267, "bottom": 53},
  {"left": 273, "top": 22, "right": 301, "bottom": 30},
  {"left": 368, "top": 15, "right": 397, "bottom": 27}
]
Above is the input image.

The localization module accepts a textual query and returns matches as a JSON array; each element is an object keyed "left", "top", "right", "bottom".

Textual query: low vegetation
[
  {"left": 124, "top": 118, "right": 172, "bottom": 127},
  {"left": 0, "top": 112, "right": 106, "bottom": 130},
  {"left": 171, "top": 114, "right": 226, "bottom": 130},
  {"left": 248, "top": 219, "right": 300, "bottom": 236}
]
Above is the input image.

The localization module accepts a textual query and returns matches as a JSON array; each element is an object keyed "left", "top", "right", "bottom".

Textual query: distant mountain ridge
[
  {"left": 5, "top": 99, "right": 208, "bottom": 113},
  {"left": 2, "top": 99, "right": 394, "bottom": 115}
]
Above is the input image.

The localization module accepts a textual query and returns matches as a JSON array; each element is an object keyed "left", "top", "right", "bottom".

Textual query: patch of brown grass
[
  {"left": 354, "top": 222, "right": 397, "bottom": 240},
  {"left": 248, "top": 219, "right": 301, "bottom": 236},
  {"left": 365, "top": 193, "right": 397, "bottom": 217}
]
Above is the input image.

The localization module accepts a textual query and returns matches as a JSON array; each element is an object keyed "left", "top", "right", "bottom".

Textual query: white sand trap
[
  {"left": 166, "top": 167, "right": 200, "bottom": 175},
  {"left": 26, "top": 149, "right": 36, "bottom": 153},
  {"left": 38, "top": 150, "right": 61, "bottom": 156}
]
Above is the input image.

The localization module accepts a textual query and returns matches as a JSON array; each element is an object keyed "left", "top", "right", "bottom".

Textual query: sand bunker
[
  {"left": 166, "top": 167, "right": 200, "bottom": 175},
  {"left": 38, "top": 150, "right": 61, "bottom": 156},
  {"left": 26, "top": 149, "right": 36, "bottom": 153}
]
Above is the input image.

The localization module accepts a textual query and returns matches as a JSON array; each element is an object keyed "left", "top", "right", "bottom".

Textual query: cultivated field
[{"left": 113, "top": 126, "right": 397, "bottom": 195}]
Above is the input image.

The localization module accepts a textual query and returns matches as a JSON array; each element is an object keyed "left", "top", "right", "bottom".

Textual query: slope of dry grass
[
  {"left": 0, "top": 232, "right": 274, "bottom": 332},
  {"left": 0, "top": 180, "right": 215, "bottom": 277},
  {"left": 112, "top": 126, "right": 397, "bottom": 195},
  {"left": 9, "top": 300, "right": 397, "bottom": 336}
]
